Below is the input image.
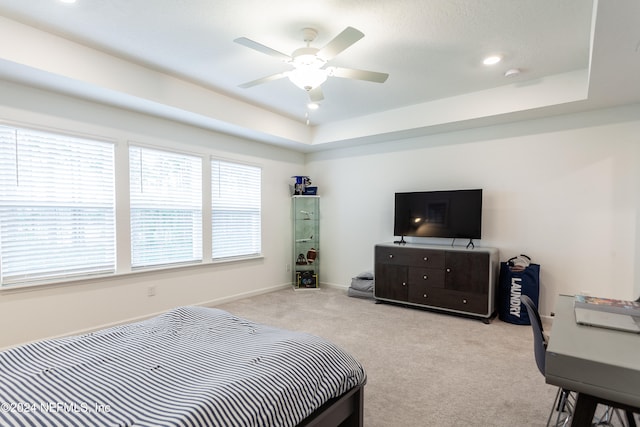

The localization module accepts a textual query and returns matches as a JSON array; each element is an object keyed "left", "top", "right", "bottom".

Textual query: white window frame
[
  {"left": 0, "top": 125, "right": 116, "bottom": 287},
  {"left": 129, "top": 144, "right": 203, "bottom": 269},
  {"left": 211, "top": 158, "right": 262, "bottom": 261},
  {"left": 0, "top": 120, "right": 266, "bottom": 290}
]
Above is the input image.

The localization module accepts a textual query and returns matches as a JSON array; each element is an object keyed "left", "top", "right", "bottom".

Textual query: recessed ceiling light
[
  {"left": 504, "top": 68, "right": 521, "bottom": 77},
  {"left": 307, "top": 102, "right": 319, "bottom": 110},
  {"left": 482, "top": 55, "right": 502, "bottom": 66},
  {"left": 60, "top": 0, "right": 77, "bottom": 3}
]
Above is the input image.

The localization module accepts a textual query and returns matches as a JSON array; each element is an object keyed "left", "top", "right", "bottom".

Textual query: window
[
  {"left": 0, "top": 126, "right": 115, "bottom": 286},
  {"left": 130, "top": 145, "right": 202, "bottom": 268},
  {"left": 0, "top": 125, "right": 261, "bottom": 286},
  {"left": 211, "top": 159, "right": 261, "bottom": 260}
]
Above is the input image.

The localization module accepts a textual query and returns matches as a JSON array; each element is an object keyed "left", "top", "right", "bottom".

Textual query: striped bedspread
[{"left": 0, "top": 306, "right": 366, "bottom": 426}]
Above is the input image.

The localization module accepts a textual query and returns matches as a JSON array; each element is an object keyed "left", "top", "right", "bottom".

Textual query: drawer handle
[
  {"left": 423, "top": 275, "right": 428, "bottom": 280},
  {"left": 463, "top": 299, "right": 468, "bottom": 304},
  {"left": 423, "top": 256, "right": 429, "bottom": 261},
  {"left": 446, "top": 268, "right": 451, "bottom": 273},
  {"left": 423, "top": 294, "right": 428, "bottom": 298},
  {"left": 389, "top": 254, "right": 394, "bottom": 259},
  {"left": 402, "top": 282, "right": 406, "bottom": 286}
]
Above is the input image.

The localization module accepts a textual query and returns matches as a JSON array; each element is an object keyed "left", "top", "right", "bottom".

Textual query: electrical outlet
[{"left": 147, "top": 286, "right": 156, "bottom": 297}]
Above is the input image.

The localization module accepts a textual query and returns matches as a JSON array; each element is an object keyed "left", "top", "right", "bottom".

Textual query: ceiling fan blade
[
  {"left": 238, "top": 72, "right": 288, "bottom": 89},
  {"left": 308, "top": 86, "right": 324, "bottom": 103},
  {"left": 329, "top": 67, "right": 389, "bottom": 83},
  {"left": 317, "top": 27, "right": 364, "bottom": 61},
  {"left": 234, "top": 37, "right": 291, "bottom": 62}
]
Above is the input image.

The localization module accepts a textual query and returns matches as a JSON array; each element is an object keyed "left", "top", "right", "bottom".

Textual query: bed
[{"left": 0, "top": 306, "right": 366, "bottom": 426}]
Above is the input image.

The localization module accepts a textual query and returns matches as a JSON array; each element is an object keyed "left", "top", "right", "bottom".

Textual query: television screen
[{"left": 394, "top": 189, "right": 482, "bottom": 239}]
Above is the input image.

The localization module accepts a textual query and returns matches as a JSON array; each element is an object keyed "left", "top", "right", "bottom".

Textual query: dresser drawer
[
  {"left": 374, "top": 263, "right": 408, "bottom": 301},
  {"left": 375, "top": 246, "right": 445, "bottom": 268},
  {"left": 408, "top": 268, "right": 445, "bottom": 288},
  {"left": 425, "top": 288, "right": 488, "bottom": 314},
  {"left": 375, "top": 246, "right": 412, "bottom": 265},
  {"left": 406, "top": 250, "right": 444, "bottom": 268}
]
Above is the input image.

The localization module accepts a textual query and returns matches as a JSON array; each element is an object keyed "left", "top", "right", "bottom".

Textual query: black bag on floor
[{"left": 498, "top": 255, "right": 540, "bottom": 325}]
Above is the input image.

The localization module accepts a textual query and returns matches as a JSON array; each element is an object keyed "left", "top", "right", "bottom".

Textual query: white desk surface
[{"left": 545, "top": 295, "right": 640, "bottom": 408}]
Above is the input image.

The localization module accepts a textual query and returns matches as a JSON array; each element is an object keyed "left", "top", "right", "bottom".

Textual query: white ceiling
[{"left": 0, "top": 0, "right": 638, "bottom": 152}]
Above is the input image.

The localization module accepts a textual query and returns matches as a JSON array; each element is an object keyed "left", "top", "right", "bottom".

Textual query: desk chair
[{"left": 520, "top": 295, "right": 574, "bottom": 426}]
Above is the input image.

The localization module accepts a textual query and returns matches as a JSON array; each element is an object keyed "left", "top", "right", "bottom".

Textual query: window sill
[{"left": 0, "top": 254, "right": 264, "bottom": 294}]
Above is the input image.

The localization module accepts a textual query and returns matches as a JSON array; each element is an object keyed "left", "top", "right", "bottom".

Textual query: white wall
[
  {"left": 1, "top": 77, "right": 639, "bottom": 347},
  {"left": 0, "top": 80, "right": 305, "bottom": 349},
  {"left": 306, "top": 104, "right": 640, "bottom": 316}
]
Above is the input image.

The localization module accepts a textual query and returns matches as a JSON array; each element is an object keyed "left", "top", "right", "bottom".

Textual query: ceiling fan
[{"left": 234, "top": 27, "right": 389, "bottom": 103}]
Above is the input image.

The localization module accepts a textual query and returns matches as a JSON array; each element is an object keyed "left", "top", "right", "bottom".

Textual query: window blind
[
  {"left": 0, "top": 126, "right": 115, "bottom": 286},
  {"left": 211, "top": 160, "right": 261, "bottom": 260},
  {"left": 130, "top": 145, "right": 202, "bottom": 268}
]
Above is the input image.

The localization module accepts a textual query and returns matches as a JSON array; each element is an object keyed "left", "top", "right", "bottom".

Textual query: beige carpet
[{"left": 216, "top": 286, "right": 562, "bottom": 426}]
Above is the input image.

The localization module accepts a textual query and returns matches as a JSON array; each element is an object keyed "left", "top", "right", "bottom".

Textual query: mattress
[{"left": 0, "top": 306, "right": 366, "bottom": 427}]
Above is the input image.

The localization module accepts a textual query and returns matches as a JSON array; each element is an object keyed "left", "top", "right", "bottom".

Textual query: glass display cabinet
[{"left": 292, "top": 196, "right": 319, "bottom": 289}]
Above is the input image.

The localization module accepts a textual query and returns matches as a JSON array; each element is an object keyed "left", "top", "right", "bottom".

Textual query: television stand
[
  {"left": 393, "top": 235, "right": 407, "bottom": 245},
  {"left": 374, "top": 243, "right": 499, "bottom": 322}
]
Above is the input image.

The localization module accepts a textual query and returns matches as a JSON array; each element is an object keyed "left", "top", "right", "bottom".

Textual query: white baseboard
[
  {"left": 1, "top": 282, "right": 291, "bottom": 352},
  {"left": 320, "top": 282, "right": 349, "bottom": 290},
  {"left": 198, "top": 283, "right": 290, "bottom": 307}
]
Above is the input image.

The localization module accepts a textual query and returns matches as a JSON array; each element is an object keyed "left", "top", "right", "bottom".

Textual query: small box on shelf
[
  {"left": 303, "top": 186, "right": 317, "bottom": 195},
  {"left": 296, "top": 270, "right": 318, "bottom": 289}
]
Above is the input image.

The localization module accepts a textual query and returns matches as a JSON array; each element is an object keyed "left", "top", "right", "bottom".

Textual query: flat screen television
[{"left": 394, "top": 189, "right": 482, "bottom": 240}]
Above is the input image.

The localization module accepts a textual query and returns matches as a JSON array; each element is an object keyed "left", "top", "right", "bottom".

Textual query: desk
[{"left": 545, "top": 295, "right": 640, "bottom": 426}]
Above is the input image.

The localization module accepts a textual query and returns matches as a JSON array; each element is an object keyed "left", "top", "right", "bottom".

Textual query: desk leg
[{"left": 571, "top": 393, "right": 597, "bottom": 427}]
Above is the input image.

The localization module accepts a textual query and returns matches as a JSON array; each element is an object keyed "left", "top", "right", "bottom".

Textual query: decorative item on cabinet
[
  {"left": 306, "top": 248, "right": 317, "bottom": 263},
  {"left": 290, "top": 176, "right": 318, "bottom": 196},
  {"left": 296, "top": 270, "right": 318, "bottom": 288}
]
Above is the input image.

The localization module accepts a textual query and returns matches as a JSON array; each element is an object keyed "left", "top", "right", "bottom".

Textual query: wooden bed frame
[{"left": 299, "top": 383, "right": 365, "bottom": 427}]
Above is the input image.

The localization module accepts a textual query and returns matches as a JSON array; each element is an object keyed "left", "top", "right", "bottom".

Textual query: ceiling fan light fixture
[
  {"left": 235, "top": 26, "right": 388, "bottom": 99},
  {"left": 482, "top": 55, "right": 502, "bottom": 65},
  {"left": 287, "top": 68, "right": 328, "bottom": 91},
  {"left": 291, "top": 48, "right": 325, "bottom": 69}
]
